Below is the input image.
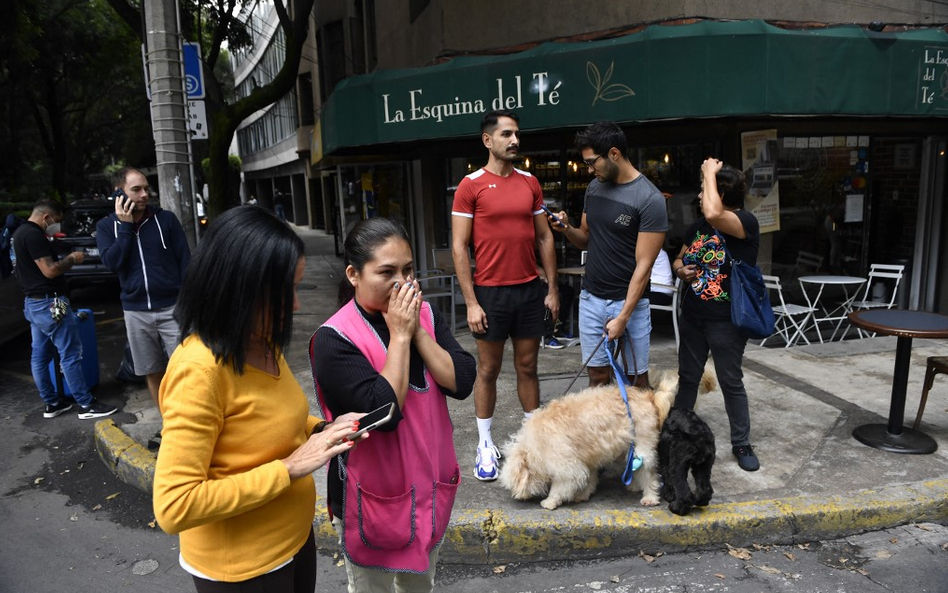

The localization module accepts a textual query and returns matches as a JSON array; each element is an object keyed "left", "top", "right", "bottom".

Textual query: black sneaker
[
  {"left": 44, "top": 399, "right": 73, "bottom": 419},
  {"left": 77, "top": 400, "right": 118, "bottom": 419},
  {"left": 147, "top": 429, "right": 162, "bottom": 451},
  {"left": 732, "top": 444, "right": 760, "bottom": 472}
]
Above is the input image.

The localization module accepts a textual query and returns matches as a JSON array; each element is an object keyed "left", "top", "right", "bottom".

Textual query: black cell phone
[
  {"left": 111, "top": 188, "right": 134, "bottom": 212},
  {"left": 539, "top": 204, "right": 566, "bottom": 227},
  {"left": 346, "top": 402, "right": 396, "bottom": 440}
]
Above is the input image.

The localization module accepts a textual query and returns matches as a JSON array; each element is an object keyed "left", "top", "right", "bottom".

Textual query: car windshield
[{"left": 63, "top": 203, "right": 111, "bottom": 237}]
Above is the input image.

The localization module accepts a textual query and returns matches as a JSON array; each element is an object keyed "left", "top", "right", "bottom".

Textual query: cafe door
[{"left": 335, "top": 162, "right": 414, "bottom": 248}]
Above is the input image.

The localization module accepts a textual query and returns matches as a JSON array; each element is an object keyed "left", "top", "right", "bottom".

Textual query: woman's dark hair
[
  {"left": 574, "top": 121, "right": 628, "bottom": 159},
  {"left": 175, "top": 205, "right": 305, "bottom": 374},
  {"left": 338, "top": 217, "right": 411, "bottom": 305},
  {"left": 716, "top": 165, "right": 747, "bottom": 209}
]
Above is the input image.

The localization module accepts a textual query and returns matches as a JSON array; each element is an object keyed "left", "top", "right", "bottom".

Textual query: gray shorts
[{"left": 124, "top": 307, "right": 180, "bottom": 376}]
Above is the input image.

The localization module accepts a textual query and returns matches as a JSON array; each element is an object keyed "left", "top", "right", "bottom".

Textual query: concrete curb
[
  {"left": 94, "top": 419, "right": 948, "bottom": 563},
  {"left": 94, "top": 419, "right": 156, "bottom": 495},
  {"left": 312, "top": 481, "right": 948, "bottom": 563}
]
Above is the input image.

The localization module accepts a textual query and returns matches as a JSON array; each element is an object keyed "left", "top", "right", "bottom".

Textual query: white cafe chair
[
  {"left": 844, "top": 263, "right": 905, "bottom": 339},
  {"left": 649, "top": 278, "right": 681, "bottom": 351},
  {"left": 792, "top": 251, "right": 824, "bottom": 280},
  {"left": 760, "top": 274, "right": 817, "bottom": 347}
]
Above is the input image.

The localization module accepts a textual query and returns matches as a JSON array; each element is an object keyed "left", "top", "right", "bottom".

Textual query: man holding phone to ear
[
  {"left": 97, "top": 167, "right": 190, "bottom": 445},
  {"left": 451, "top": 109, "right": 560, "bottom": 482}
]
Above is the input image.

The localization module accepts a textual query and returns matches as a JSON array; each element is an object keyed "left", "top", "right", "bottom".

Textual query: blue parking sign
[{"left": 183, "top": 42, "right": 205, "bottom": 100}]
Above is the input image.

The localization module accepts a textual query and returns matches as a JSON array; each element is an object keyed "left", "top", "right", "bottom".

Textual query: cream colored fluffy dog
[{"left": 499, "top": 371, "right": 714, "bottom": 510}]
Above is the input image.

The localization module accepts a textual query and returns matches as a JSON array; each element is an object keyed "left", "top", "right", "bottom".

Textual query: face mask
[{"left": 45, "top": 221, "right": 61, "bottom": 236}]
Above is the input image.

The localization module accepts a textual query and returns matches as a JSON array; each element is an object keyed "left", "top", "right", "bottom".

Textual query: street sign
[
  {"left": 182, "top": 42, "right": 205, "bottom": 100},
  {"left": 188, "top": 100, "right": 208, "bottom": 140}
]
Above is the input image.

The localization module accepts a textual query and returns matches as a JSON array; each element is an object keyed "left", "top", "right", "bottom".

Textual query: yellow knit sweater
[{"left": 153, "top": 335, "right": 322, "bottom": 582}]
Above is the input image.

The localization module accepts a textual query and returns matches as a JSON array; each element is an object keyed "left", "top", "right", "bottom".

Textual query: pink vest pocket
[
  {"left": 432, "top": 464, "right": 460, "bottom": 538},
  {"left": 354, "top": 484, "right": 416, "bottom": 550}
]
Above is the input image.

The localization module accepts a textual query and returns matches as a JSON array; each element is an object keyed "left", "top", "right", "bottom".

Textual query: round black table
[{"left": 848, "top": 309, "right": 948, "bottom": 454}]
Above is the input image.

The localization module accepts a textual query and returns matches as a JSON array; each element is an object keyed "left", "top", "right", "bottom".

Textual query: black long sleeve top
[{"left": 310, "top": 301, "right": 475, "bottom": 517}]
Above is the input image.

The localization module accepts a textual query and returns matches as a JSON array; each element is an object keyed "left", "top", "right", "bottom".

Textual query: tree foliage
[
  {"left": 0, "top": 0, "right": 152, "bottom": 201},
  {"left": 105, "top": 0, "right": 316, "bottom": 217}
]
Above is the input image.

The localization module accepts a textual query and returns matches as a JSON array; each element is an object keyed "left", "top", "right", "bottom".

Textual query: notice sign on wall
[
  {"left": 741, "top": 129, "right": 781, "bottom": 234},
  {"left": 188, "top": 101, "right": 208, "bottom": 140}
]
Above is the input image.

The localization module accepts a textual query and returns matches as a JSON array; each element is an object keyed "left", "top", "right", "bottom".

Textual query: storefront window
[
  {"left": 335, "top": 164, "right": 412, "bottom": 244},
  {"left": 774, "top": 138, "right": 870, "bottom": 275}
]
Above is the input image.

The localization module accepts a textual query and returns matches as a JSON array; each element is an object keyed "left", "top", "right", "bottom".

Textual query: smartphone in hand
[
  {"left": 111, "top": 189, "right": 134, "bottom": 213},
  {"left": 346, "top": 402, "right": 396, "bottom": 440},
  {"left": 539, "top": 204, "right": 566, "bottom": 228}
]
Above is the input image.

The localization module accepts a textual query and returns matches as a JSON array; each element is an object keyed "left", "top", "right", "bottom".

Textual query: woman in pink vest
[{"left": 311, "top": 217, "right": 475, "bottom": 593}]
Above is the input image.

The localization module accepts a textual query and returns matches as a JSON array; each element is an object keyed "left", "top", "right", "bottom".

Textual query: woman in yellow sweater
[{"left": 153, "top": 206, "right": 364, "bottom": 592}]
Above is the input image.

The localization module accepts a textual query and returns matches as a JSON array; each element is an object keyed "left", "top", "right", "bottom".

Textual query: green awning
[{"left": 321, "top": 19, "right": 948, "bottom": 155}]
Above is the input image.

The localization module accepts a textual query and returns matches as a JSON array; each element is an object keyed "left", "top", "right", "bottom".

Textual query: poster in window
[
  {"left": 741, "top": 129, "right": 780, "bottom": 234},
  {"left": 845, "top": 194, "right": 864, "bottom": 223}
]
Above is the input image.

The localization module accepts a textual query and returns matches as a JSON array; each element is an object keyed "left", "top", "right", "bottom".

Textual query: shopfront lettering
[
  {"left": 924, "top": 49, "right": 948, "bottom": 65},
  {"left": 381, "top": 72, "right": 564, "bottom": 126},
  {"left": 409, "top": 89, "right": 486, "bottom": 122},
  {"left": 492, "top": 76, "right": 523, "bottom": 110},
  {"left": 383, "top": 91, "right": 485, "bottom": 123},
  {"left": 382, "top": 94, "right": 405, "bottom": 122},
  {"left": 533, "top": 72, "right": 561, "bottom": 106},
  {"left": 917, "top": 48, "right": 948, "bottom": 110}
]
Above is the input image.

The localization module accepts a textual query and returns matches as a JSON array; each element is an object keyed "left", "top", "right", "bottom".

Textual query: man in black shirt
[{"left": 11, "top": 200, "right": 118, "bottom": 419}]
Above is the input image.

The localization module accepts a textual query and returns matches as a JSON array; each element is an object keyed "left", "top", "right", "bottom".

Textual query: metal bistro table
[
  {"left": 848, "top": 309, "right": 948, "bottom": 454},
  {"left": 798, "top": 275, "right": 867, "bottom": 343}
]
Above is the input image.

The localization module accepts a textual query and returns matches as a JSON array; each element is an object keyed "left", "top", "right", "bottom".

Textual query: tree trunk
[{"left": 205, "top": 0, "right": 315, "bottom": 219}]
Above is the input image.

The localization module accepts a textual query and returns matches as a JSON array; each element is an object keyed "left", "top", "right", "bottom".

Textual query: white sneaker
[{"left": 473, "top": 444, "right": 499, "bottom": 481}]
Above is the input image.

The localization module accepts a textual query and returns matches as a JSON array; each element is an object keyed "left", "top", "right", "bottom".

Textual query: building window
[
  {"left": 365, "top": 0, "right": 377, "bottom": 72},
  {"left": 318, "top": 20, "right": 346, "bottom": 100},
  {"left": 298, "top": 73, "right": 315, "bottom": 126}
]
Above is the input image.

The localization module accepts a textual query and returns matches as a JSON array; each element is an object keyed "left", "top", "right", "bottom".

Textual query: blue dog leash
[{"left": 603, "top": 338, "right": 644, "bottom": 485}]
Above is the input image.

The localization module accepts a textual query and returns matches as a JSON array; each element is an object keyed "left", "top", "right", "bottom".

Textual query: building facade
[
  {"left": 311, "top": 1, "right": 948, "bottom": 310},
  {"left": 232, "top": 0, "right": 329, "bottom": 230}
]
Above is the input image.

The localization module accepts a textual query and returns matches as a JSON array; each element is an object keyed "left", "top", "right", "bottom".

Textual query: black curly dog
[{"left": 658, "top": 407, "right": 715, "bottom": 516}]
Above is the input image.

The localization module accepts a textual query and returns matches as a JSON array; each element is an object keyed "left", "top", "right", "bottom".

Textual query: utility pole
[{"left": 143, "top": 0, "right": 196, "bottom": 247}]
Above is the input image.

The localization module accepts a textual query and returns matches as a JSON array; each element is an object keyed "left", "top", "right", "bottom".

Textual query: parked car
[
  {"left": 56, "top": 199, "right": 118, "bottom": 290},
  {"left": 0, "top": 273, "right": 28, "bottom": 346}
]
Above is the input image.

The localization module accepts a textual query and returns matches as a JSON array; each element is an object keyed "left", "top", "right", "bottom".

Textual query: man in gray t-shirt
[{"left": 549, "top": 122, "right": 667, "bottom": 388}]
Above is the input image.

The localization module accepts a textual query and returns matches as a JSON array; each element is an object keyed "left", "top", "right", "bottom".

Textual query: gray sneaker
[{"left": 77, "top": 400, "right": 118, "bottom": 419}]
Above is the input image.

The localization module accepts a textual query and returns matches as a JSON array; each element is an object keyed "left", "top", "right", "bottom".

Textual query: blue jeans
[
  {"left": 675, "top": 310, "right": 750, "bottom": 446},
  {"left": 23, "top": 297, "right": 94, "bottom": 406},
  {"left": 578, "top": 289, "right": 651, "bottom": 374}
]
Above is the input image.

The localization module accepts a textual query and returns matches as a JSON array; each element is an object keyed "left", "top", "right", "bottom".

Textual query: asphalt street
[{"left": 3, "top": 231, "right": 948, "bottom": 592}]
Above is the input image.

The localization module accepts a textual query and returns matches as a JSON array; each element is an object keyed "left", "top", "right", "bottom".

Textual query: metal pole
[{"left": 143, "top": 0, "right": 196, "bottom": 247}]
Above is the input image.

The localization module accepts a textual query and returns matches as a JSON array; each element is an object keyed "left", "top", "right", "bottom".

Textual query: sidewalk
[{"left": 95, "top": 226, "right": 948, "bottom": 564}]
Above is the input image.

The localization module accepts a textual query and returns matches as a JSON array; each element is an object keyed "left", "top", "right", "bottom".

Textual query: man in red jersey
[{"left": 451, "top": 110, "right": 559, "bottom": 481}]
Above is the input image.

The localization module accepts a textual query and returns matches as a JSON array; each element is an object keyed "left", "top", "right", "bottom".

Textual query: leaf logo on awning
[{"left": 587, "top": 61, "right": 636, "bottom": 106}]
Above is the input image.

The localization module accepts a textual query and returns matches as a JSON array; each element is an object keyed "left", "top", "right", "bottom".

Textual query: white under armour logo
[{"left": 488, "top": 184, "right": 497, "bottom": 188}]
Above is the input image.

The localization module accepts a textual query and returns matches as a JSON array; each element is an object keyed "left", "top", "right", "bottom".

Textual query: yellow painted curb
[
  {"left": 94, "top": 419, "right": 156, "bottom": 494},
  {"left": 95, "top": 419, "right": 948, "bottom": 564},
  {"left": 315, "top": 480, "right": 948, "bottom": 564}
]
